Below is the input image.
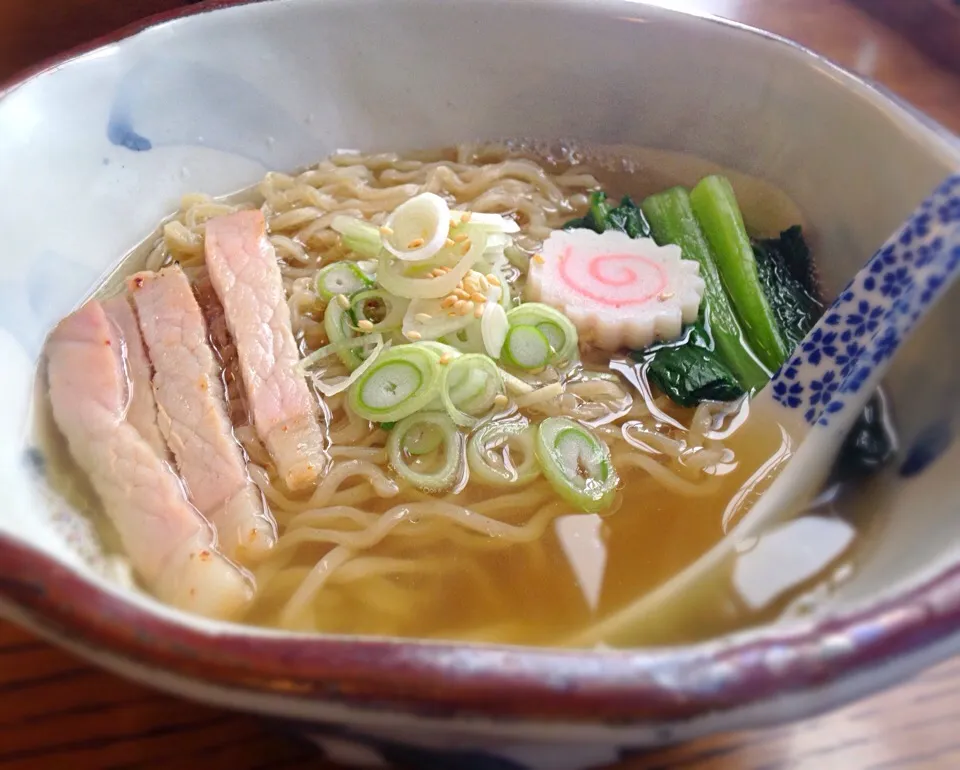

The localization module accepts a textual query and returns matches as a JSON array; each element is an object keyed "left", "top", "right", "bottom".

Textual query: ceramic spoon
[{"left": 573, "top": 173, "right": 960, "bottom": 647}]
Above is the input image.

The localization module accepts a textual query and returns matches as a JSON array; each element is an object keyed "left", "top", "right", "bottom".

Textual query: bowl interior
[{"left": 0, "top": 0, "right": 958, "bottom": 633}]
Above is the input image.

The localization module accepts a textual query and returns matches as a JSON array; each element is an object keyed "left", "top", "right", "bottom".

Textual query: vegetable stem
[
  {"left": 690, "top": 176, "right": 788, "bottom": 372},
  {"left": 641, "top": 186, "right": 768, "bottom": 392}
]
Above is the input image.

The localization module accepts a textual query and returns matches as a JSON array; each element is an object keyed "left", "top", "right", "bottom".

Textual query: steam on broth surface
[{"left": 37, "top": 143, "right": 890, "bottom": 646}]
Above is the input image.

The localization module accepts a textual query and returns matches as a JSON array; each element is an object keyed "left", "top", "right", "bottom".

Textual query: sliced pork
[
  {"left": 130, "top": 266, "right": 277, "bottom": 561},
  {"left": 45, "top": 301, "right": 253, "bottom": 619},
  {"left": 205, "top": 210, "right": 326, "bottom": 490},
  {"left": 193, "top": 276, "right": 248, "bottom": 429},
  {"left": 101, "top": 295, "right": 167, "bottom": 458}
]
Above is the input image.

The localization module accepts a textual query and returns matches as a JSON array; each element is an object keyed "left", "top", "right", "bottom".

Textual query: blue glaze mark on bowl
[
  {"left": 106, "top": 117, "right": 153, "bottom": 152},
  {"left": 23, "top": 447, "right": 46, "bottom": 478},
  {"left": 900, "top": 422, "right": 953, "bottom": 477},
  {"left": 106, "top": 58, "right": 317, "bottom": 168},
  {"left": 0, "top": 251, "right": 98, "bottom": 356}
]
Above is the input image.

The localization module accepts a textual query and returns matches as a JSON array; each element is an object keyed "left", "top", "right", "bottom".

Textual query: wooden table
[{"left": 2, "top": 1, "right": 960, "bottom": 768}]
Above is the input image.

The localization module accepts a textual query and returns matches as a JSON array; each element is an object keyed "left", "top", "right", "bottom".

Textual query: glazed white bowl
[{"left": 1, "top": 1, "right": 959, "bottom": 767}]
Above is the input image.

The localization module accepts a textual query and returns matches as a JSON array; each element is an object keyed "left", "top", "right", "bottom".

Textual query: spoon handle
[{"left": 765, "top": 173, "right": 960, "bottom": 434}]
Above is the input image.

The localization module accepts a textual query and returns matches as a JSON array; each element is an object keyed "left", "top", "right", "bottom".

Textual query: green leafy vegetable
[
  {"left": 836, "top": 393, "right": 896, "bottom": 480},
  {"left": 565, "top": 191, "right": 651, "bottom": 239},
  {"left": 761, "top": 225, "right": 818, "bottom": 295},
  {"left": 642, "top": 186, "right": 769, "bottom": 392},
  {"left": 690, "top": 176, "right": 788, "bottom": 371},
  {"left": 632, "top": 324, "right": 744, "bottom": 408},
  {"left": 752, "top": 226, "right": 823, "bottom": 351}
]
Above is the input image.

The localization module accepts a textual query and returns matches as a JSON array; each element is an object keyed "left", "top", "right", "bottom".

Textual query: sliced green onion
[
  {"left": 350, "top": 288, "right": 408, "bottom": 333},
  {"left": 505, "top": 244, "right": 530, "bottom": 271},
  {"left": 441, "top": 354, "right": 505, "bottom": 428},
  {"left": 447, "top": 368, "right": 485, "bottom": 404},
  {"left": 403, "top": 296, "right": 474, "bottom": 341},
  {"left": 467, "top": 420, "right": 540, "bottom": 487},
  {"left": 323, "top": 299, "right": 364, "bottom": 370},
  {"left": 331, "top": 215, "right": 382, "bottom": 259},
  {"left": 502, "top": 325, "right": 551, "bottom": 370},
  {"left": 440, "top": 323, "right": 486, "bottom": 355},
  {"left": 303, "top": 335, "right": 388, "bottom": 397},
  {"left": 315, "top": 261, "right": 374, "bottom": 301},
  {"left": 506, "top": 304, "right": 578, "bottom": 364},
  {"left": 535, "top": 417, "right": 618, "bottom": 512},
  {"left": 387, "top": 412, "right": 464, "bottom": 493},
  {"left": 383, "top": 193, "right": 451, "bottom": 263},
  {"left": 400, "top": 418, "right": 446, "bottom": 456},
  {"left": 378, "top": 231, "right": 487, "bottom": 300},
  {"left": 481, "top": 303, "right": 508, "bottom": 358},
  {"left": 423, "top": 397, "right": 445, "bottom": 412},
  {"left": 494, "top": 267, "right": 512, "bottom": 310},
  {"left": 535, "top": 322, "right": 565, "bottom": 352},
  {"left": 347, "top": 344, "right": 441, "bottom": 422},
  {"left": 480, "top": 232, "right": 511, "bottom": 267},
  {"left": 418, "top": 341, "right": 462, "bottom": 361},
  {"left": 297, "top": 333, "right": 382, "bottom": 374},
  {"left": 452, "top": 211, "right": 520, "bottom": 234}
]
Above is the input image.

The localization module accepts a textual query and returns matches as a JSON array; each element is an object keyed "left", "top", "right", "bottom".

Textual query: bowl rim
[{"left": 2, "top": 0, "right": 960, "bottom": 725}]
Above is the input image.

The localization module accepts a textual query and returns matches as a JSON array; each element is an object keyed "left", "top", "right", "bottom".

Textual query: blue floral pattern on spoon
[{"left": 770, "top": 174, "right": 960, "bottom": 427}]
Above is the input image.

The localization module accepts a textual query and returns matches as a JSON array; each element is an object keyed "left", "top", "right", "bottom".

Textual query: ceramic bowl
[{"left": 1, "top": 1, "right": 959, "bottom": 767}]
